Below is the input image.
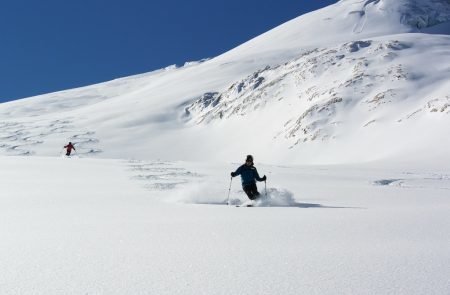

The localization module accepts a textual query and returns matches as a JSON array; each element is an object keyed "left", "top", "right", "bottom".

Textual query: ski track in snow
[
  {"left": 126, "top": 160, "right": 364, "bottom": 208},
  {"left": 0, "top": 118, "right": 101, "bottom": 156},
  {"left": 177, "top": 185, "right": 304, "bottom": 207},
  {"left": 2, "top": 156, "right": 450, "bottom": 295},
  {"left": 126, "top": 160, "right": 302, "bottom": 207},
  {"left": 373, "top": 172, "right": 450, "bottom": 190},
  {"left": 127, "top": 160, "right": 202, "bottom": 191},
  {"left": 127, "top": 159, "right": 450, "bottom": 205}
]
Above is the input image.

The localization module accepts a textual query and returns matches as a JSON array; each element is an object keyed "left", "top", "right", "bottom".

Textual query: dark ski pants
[
  {"left": 66, "top": 151, "right": 72, "bottom": 156},
  {"left": 243, "top": 182, "right": 260, "bottom": 200}
]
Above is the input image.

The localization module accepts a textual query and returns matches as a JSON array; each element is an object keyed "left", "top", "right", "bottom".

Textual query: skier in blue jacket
[{"left": 231, "top": 155, "right": 267, "bottom": 200}]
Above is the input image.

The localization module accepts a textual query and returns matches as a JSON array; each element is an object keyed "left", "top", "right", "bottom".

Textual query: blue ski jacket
[{"left": 232, "top": 164, "right": 265, "bottom": 186}]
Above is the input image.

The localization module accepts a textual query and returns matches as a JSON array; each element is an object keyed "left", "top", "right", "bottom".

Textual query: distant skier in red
[{"left": 64, "top": 142, "right": 76, "bottom": 156}]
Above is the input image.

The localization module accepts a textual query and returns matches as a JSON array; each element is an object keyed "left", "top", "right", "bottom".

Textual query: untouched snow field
[{"left": 1, "top": 156, "right": 449, "bottom": 294}]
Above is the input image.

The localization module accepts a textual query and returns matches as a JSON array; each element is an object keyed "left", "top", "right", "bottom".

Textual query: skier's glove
[
  {"left": 262, "top": 175, "right": 267, "bottom": 181},
  {"left": 231, "top": 172, "right": 236, "bottom": 177}
]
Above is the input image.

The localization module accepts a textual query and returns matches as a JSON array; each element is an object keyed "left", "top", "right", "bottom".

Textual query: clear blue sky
[{"left": 0, "top": 0, "right": 337, "bottom": 103}]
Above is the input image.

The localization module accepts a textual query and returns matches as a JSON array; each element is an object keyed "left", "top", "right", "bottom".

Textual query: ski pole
[
  {"left": 227, "top": 177, "right": 233, "bottom": 205},
  {"left": 265, "top": 180, "right": 267, "bottom": 198}
]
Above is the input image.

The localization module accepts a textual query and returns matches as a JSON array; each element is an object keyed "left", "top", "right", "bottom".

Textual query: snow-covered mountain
[
  {"left": 2, "top": 2, "right": 450, "bottom": 294},
  {"left": 0, "top": 0, "right": 449, "bottom": 165}
]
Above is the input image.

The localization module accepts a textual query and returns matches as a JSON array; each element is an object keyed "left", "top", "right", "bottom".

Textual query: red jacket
[{"left": 64, "top": 143, "right": 75, "bottom": 152}]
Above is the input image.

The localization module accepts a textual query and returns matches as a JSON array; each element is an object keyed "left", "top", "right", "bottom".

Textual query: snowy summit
[{"left": 0, "top": 1, "right": 449, "bottom": 294}]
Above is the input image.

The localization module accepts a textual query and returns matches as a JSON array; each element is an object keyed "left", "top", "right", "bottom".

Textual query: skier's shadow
[
  {"left": 288, "top": 202, "right": 362, "bottom": 209},
  {"left": 224, "top": 199, "right": 363, "bottom": 209}
]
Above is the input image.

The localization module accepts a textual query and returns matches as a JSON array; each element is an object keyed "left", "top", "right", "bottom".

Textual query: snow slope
[
  {"left": 1, "top": 156, "right": 449, "bottom": 294},
  {"left": 0, "top": 0, "right": 449, "bottom": 165},
  {"left": 1, "top": 1, "right": 450, "bottom": 294}
]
